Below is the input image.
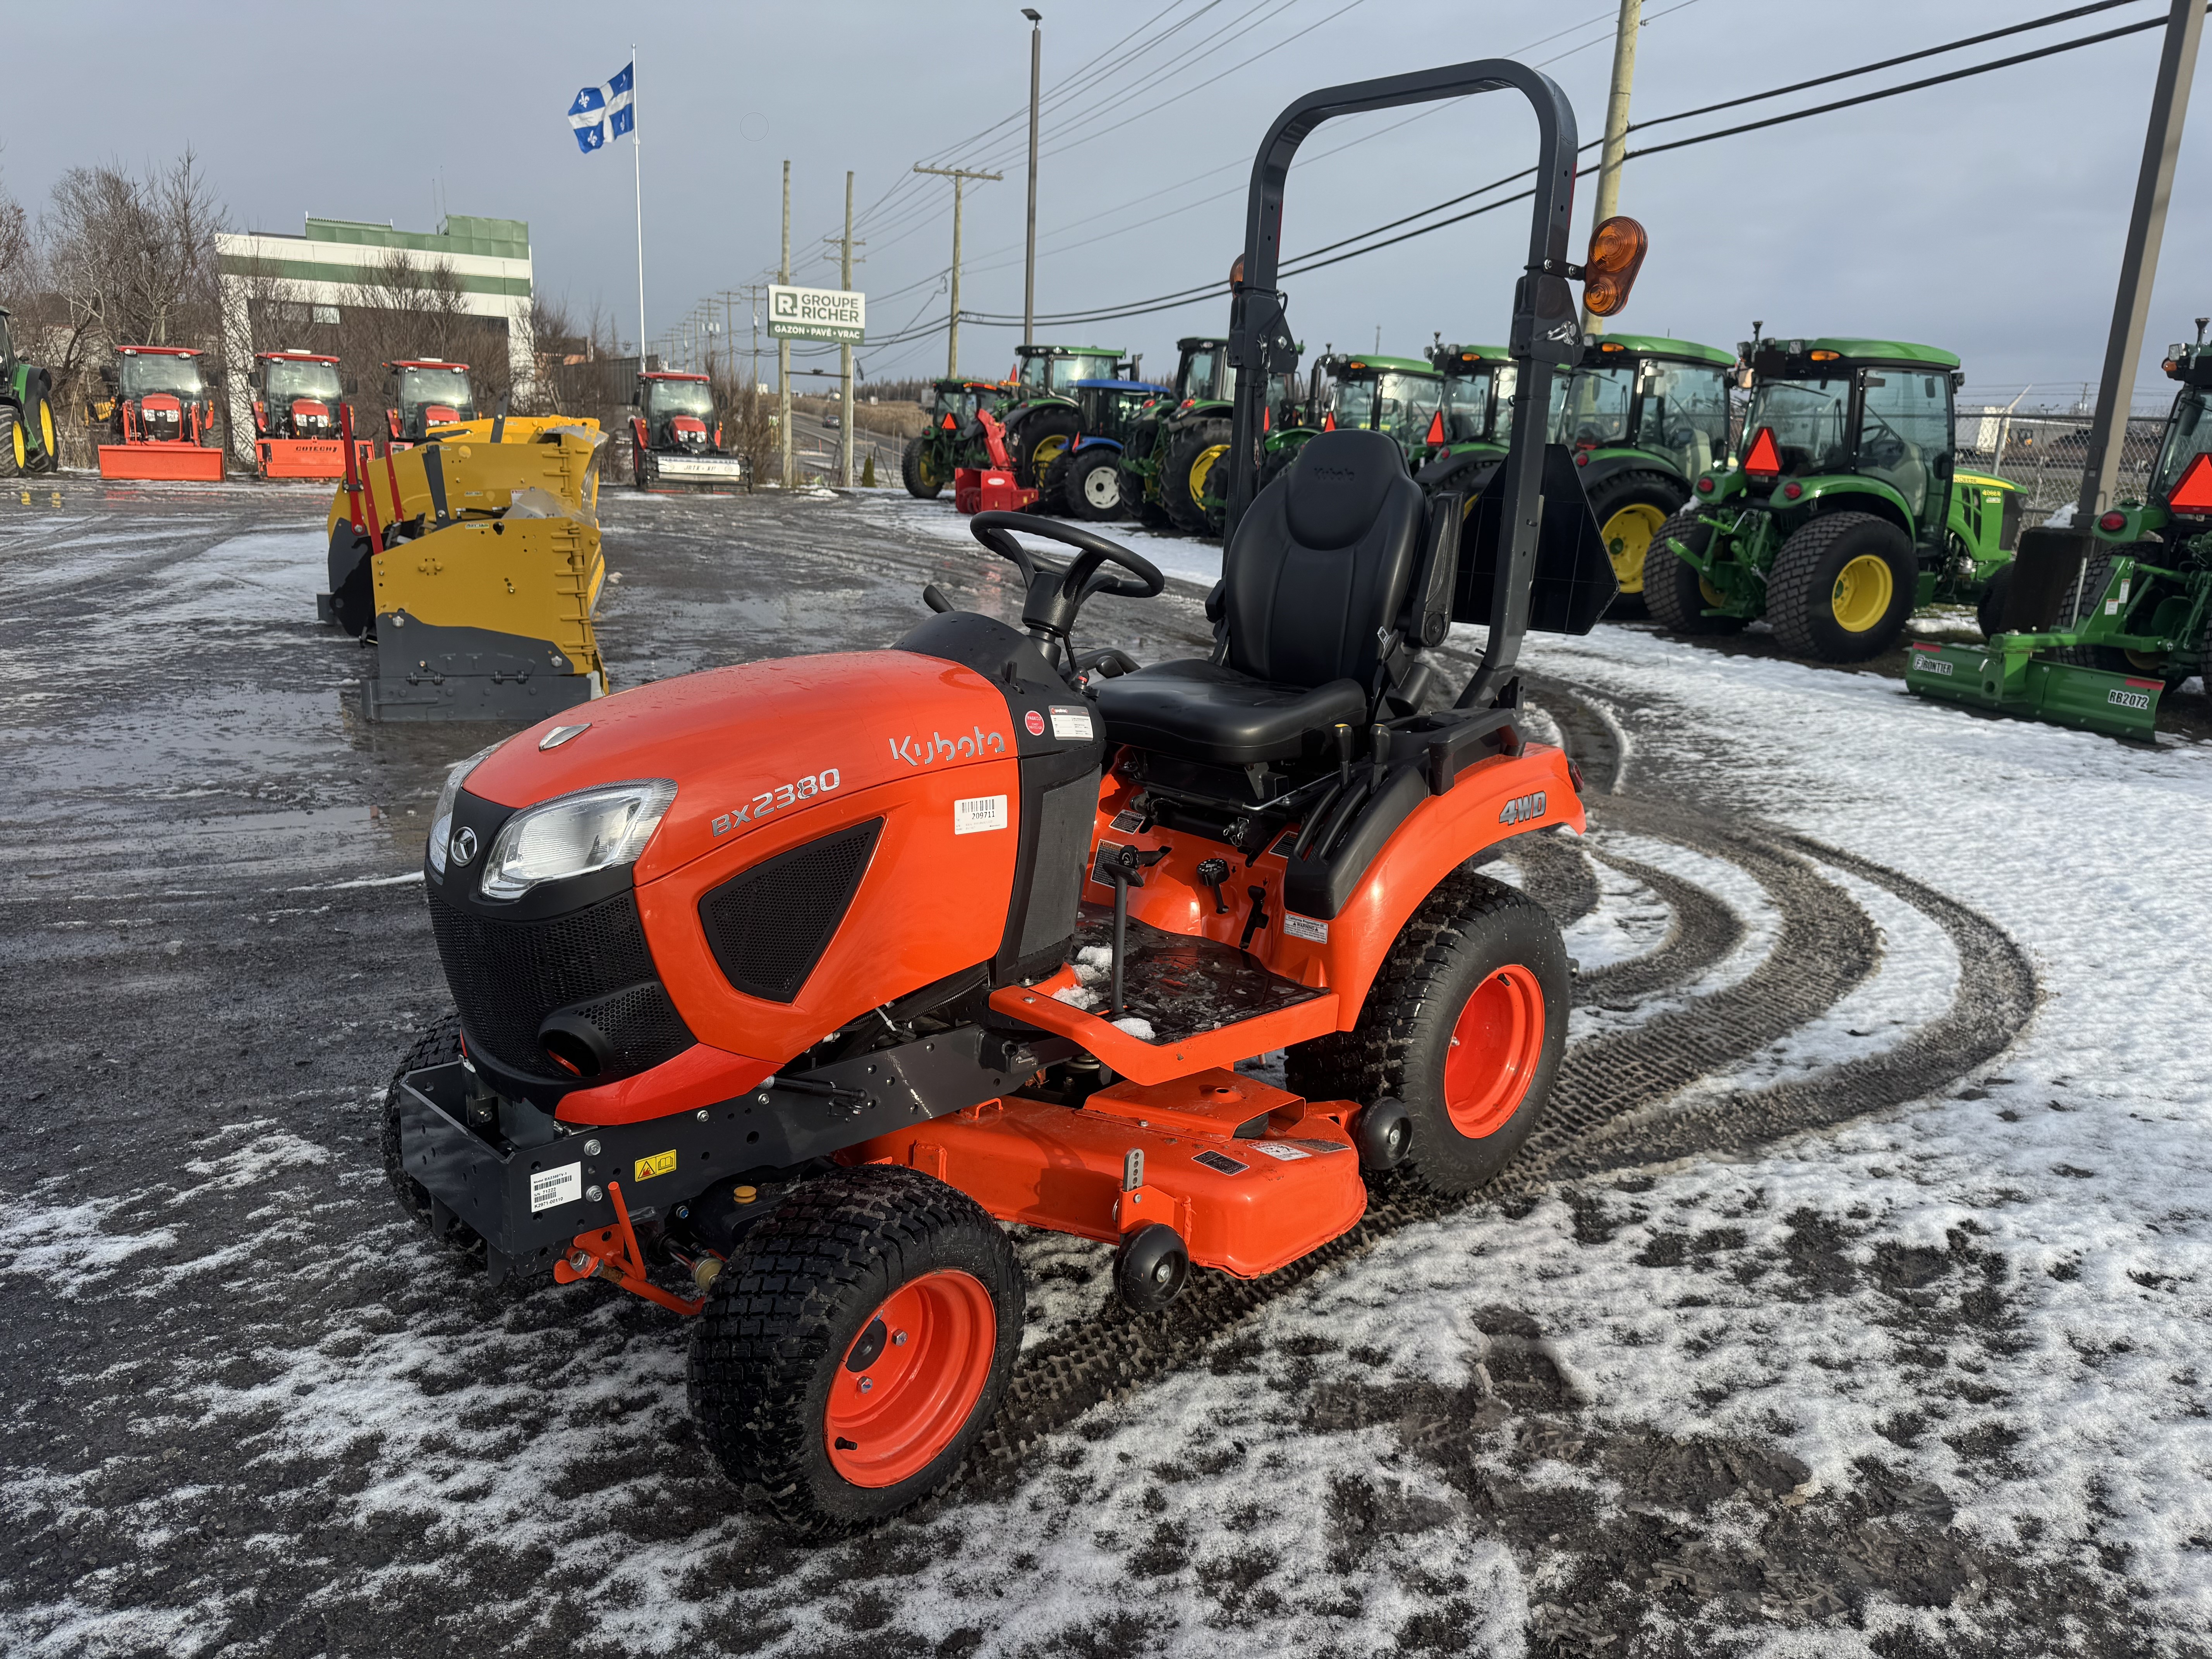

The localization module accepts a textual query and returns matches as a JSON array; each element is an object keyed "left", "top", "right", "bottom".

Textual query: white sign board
[{"left": 768, "top": 284, "right": 865, "bottom": 344}]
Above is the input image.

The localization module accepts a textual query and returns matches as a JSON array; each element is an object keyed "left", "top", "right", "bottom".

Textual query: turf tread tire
[
  {"left": 0, "top": 406, "right": 19, "bottom": 479},
  {"left": 1283, "top": 870, "right": 1570, "bottom": 1199},
  {"left": 380, "top": 1013, "right": 484, "bottom": 1257},
  {"left": 689, "top": 1164, "right": 1023, "bottom": 1537},
  {"left": 1767, "top": 510, "right": 1917, "bottom": 662},
  {"left": 1642, "top": 507, "right": 1745, "bottom": 635},
  {"left": 2045, "top": 547, "right": 2188, "bottom": 688}
]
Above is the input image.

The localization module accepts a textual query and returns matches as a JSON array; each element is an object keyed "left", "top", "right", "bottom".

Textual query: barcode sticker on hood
[{"left": 954, "top": 795, "right": 1008, "bottom": 835}]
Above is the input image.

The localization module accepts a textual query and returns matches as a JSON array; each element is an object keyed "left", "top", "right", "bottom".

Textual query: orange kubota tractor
[
  {"left": 248, "top": 350, "right": 366, "bottom": 481},
  {"left": 384, "top": 55, "right": 1639, "bottom": 1536},
  {"left": 96, "top": 344, "right": 224, "bottom": 481},
  {"left": 385, "top": 359, "right": 477, "bottom": 450}
]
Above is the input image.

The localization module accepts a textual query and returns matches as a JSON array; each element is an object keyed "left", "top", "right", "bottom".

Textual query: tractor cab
[
  {"left": 1012, "top": 344, "right": 1124, "bottom": 396},
  {"left": 921, "top": 378, "right": 1004, "bottom": 431},
  {"left": 251, "top": 352, "right": 343, "bottom": 441},
  {"left": 634, "top": 371, "right": 719, "bottom": 452},
  {"left": 2116, "top": 335, "right": 2212, "bottom": 539},
  {"left": 1559, "top": 334, "right": 1733, "bottom": 482},
  {"left": 108, "top": 347, "right": 215, "bottom": 444},
  {"left": 1420, "top": 343, "right": 1514, "bottom": 464},
  {"left": 1070, "top": 378, "right": 1171, "bottom": 450},
  {"left": 385, "top": 359, "right": 477, "bottom": 443},
  {"left": 1314, "top": 354, "right": 1444, "bottom": 460},
  {"left": 0, "top": 308, "right": 17, "bottom": 380}
]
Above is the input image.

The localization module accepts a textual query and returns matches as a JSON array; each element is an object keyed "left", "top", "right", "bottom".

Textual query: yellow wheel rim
[
  {"left": 39, "top": 401, "right": 55, "bottom": 461},
  {"left": 2125, "top": 647, "right": 2164, "bottom": 673},
  {"left": 10, "top": 419, "right": 23, "bottom": 472},
  {"left": 919, "top": 448, "right": 941, "bottom": 488},
  {"left": 1699, "top": 575, "right": 1728, "bottom": 607},
  {"left": 1032, "top": 434, "right": 1070, "bottom": 474},
  {"left": 1831, "top": 553, "right": 1894, "bottom": 632},
  {"left": 1601, "top": 502, "right": 1668, "bottom": 594},
  {"left": 1189, "top": 441, "right": 1229, "bottom": 504}
]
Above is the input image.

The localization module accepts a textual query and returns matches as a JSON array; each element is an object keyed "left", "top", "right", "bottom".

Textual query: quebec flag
[{"left": 568, "top": 62, "right": 635, "bottom": 154}]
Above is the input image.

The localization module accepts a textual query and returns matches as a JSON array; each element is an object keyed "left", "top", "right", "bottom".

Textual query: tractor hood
[{"left": 463, "top": 650, "right": 1020, "bottom": 887}]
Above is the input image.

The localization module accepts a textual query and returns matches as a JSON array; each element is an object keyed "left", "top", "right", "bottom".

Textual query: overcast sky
[{"left": 6, "top": 0, "right": 2206, "bottom": 408}]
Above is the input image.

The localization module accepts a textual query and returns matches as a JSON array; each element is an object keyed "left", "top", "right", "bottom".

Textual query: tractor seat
[{"left": 1094, "top": 429, "right": 1424, "bottom": 767}]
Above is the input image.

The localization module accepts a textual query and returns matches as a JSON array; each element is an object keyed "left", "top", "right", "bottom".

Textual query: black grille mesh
[
  {"left": 427, "top": 886, "right": 694, "bottom": 1081},
  {"left": 699, "top": 819, "right": 883, "bottom": 1003}
]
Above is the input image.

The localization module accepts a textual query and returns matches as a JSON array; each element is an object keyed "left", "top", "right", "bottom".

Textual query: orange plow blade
[{"left": 99, "top": 444, "right": 225, "bottom": 482}]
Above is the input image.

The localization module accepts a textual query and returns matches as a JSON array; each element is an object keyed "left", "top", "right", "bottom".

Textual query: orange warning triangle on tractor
[
  {"left": 2167, "top": 450, "right": 2212, "bottom": 514},
  {"left": 1322, "top": 410, "right": 1336, "bottom": 431},
  {"left": 1425, "top": 409, "right": 1445, "bottom": 445},
  {"left": 1743, "top": 426, "right": 1783, "bottom": 478},
  {"left": 941, "top": 412, "right": 957, "bottom": 429}
]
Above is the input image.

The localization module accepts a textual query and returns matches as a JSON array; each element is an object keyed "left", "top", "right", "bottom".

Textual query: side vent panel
[{"left": 698, "top": 819, "right": 884, "bottom": 1003}]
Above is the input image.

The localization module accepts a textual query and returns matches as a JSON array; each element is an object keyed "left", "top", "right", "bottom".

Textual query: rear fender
[
  {"left": 1795, "top": 474, "right": 1913, "bottom": 538},
  {"left": 1071, "top": 436, "right": 1122, "bottom": 454},
  {"left": 1574, "top": 448, "right": 1685, "bottom": 495}
]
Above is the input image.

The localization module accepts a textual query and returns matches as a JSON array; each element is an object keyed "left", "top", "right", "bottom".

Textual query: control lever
[
  {"left": 922, "top": 584, "right": 953, "bottom": 614},
  {"left": 1194, "top": 857, "right": 1231, "bottom": 915},
  {"left": 1238, "top": 884, "right": 1271, "bottom": 951},
  {"left": 1369, "top": 723, "right": 1391, "bottom": 791},
  {"left": 1092, "top": 841, "right": 1171, "bottom": 1017},
  {"left": 1333, "top": 723, "right": 1355, "bottom": 791}
]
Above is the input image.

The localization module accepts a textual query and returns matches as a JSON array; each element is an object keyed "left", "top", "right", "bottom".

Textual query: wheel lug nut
[
  {"left": 892, "top": 1330, "right": 908, "bottom": 1346},
  {"left": 858, "top": 1377, "right": 873, "bottom": 1393}
]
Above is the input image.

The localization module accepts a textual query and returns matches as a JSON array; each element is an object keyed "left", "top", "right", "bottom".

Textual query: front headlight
[
  {"left": 427, "top": 740, "right": 505, "bottom": 875},
  {"left": 477, "top": 780, "right": 677, "bottom": 900}
]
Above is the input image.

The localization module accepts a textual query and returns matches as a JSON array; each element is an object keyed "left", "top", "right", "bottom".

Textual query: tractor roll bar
[{"left": 1225, "top": 60, "right": 1582, "bottom": 711}]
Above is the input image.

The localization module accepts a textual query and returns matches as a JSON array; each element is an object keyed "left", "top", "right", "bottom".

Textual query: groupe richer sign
[{"left": 768, "top": 284, "right": 865, "bottom": 345}]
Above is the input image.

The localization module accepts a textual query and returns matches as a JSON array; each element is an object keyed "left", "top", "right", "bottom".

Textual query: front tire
[
  {"left": 1285, "top": 871, "right": 1569, "bottom": 1198},
  {"left": 381, "top": 1013, "right": 484, "bottom": 1257},
  {"left": 1767, "top": 510, "right": 1917, "bottom": 662},
  {"left": 0, "top": 406, "right": 20, "bottom": 478},
  {"left": 1068, "top": 447, "right": 1127, "bottom": 520},
  {"left": 1587, "top": 470, "right": 1687, "bottom": 619},
  {"left": 689, "top": 1164, "right": 1024, "bottom": 1537},
  {"left": 1036, "top": 448, "right": 1075, "bottom": 516},
  {"left": 1642, "top": 507, "right": 1746, "bottom": 635},
  {"left": 901, "top": 434, "right": 943, "bottom": 500},
  {"left": 1162, "top": 417, "right": 1233, "bottom": 536}
]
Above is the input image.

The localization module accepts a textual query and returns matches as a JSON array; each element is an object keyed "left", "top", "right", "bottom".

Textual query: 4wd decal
[
  {"left": 711, "top": 768, "right": 840, "bottom": 837},
  {"left": 890, "top": 725, "right": 1008, "bottom": 768},
  {"left": 1499, "top": 790, "right": 1547, "bottom": 826}
]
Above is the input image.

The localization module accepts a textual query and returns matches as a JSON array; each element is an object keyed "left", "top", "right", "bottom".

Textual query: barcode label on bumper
[{"left": 530, "top": 1162, "right": 583, "bottom": 1212}]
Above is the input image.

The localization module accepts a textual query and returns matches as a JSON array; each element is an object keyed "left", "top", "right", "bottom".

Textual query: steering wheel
[{"left": 970, "top": 511, "right": 1164, "bottom": 601}]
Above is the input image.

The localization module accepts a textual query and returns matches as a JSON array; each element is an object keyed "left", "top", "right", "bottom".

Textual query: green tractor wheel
[
  {"left": 27, "top": 392, "right": 58, "bottom": 474},
  {"left": 901, "top": 434, "right": 944, "bottom": 500},
  {"left": 1036, "top": 449, "right": 1075, "bottom": 517},
  {"left": 1163, "top": 418, "right": 1233, "bottom": 536},
  {"left": 1011, "top": 409, "right": 1080, "bottom": 488},
  {"left": 2047, "top": 548, "right": 2192, "bottom": 692},
  {"left": 1767, "top": 512, "right": 1917, "bottom": 663},
  {"left": 1643, "top": 508, "right": 1746, "bottom": 636},
  {"left": 0, "top": 405, "right": 19, "bottom": 479},
  {"left": 1586, "top": 471, "right": 1686, "bottom": 620}
]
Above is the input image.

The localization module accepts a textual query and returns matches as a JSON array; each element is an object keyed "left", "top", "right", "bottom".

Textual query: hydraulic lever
[
  {"left": 1194, "top": 857, "right": 1231, "bottom": 915},
  {"left": 1092, "top": 841, "right": 1172, "bottom": 1017}
]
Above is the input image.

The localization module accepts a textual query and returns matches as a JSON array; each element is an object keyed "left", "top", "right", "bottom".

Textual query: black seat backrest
[{"left": 1220, "top": 428, "right": 1425, "bottom": 690}]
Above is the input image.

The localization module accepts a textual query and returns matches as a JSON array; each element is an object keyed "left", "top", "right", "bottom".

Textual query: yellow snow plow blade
[{"left": 325, "top": 423, "right": 604, "bottom": 546}]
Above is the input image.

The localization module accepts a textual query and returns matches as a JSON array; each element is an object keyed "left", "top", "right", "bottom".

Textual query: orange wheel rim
[
  {"left": 824, "top": 1269, "right": 996, "bottom": 1489},
  {"left": 1442, "top": 965, "right": 1547, "bottom": 1138}
]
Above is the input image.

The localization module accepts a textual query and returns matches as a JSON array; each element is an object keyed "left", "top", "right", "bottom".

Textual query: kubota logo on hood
[{"left": 890, "top": 725, "right": 1007, "bottom": 768}]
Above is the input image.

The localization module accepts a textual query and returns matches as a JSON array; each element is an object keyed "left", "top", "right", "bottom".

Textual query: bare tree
[
  {"left": 0, "top": 168, "right": 27, "bottom": 295},
  {"left": 45, "top": 149, "right": 225, "bottom": 351}
]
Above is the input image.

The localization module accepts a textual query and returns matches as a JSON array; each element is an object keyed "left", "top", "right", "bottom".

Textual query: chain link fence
[{"left": 1954, "top": 410, "right": 2169, "bottom": 517}]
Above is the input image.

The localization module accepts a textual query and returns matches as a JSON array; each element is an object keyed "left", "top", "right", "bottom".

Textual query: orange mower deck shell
[
  {"left": 845, "top": 1069, "right": 1368, "bottom": 1277},
  {"left": 98, "top": 443, "right": 223, "bottom": 482},
  {"left": 467, "top": 653, "right": 1029, "bottom": 1088}
]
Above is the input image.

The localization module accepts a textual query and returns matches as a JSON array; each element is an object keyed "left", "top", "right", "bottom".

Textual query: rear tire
[
  {"left": 1010, "top": 407, "right": 1080, "bottom": 489},
  {"left": 901, "top": 434, "right": 943, "bottom": 500},
  {"left": 1767, "top": 511, "right": 1917, "bottom": 662},
  {"left": 1642, "top": 508, "right": 1746, "bottom": 635},
  {"left": 0, "top": 406, "right": 20, "bottom": 478},
  {"left": 689, "top": 1164, "right": 1023, "bottom": 1537},
  {"left": 1036, "top": 448, "right": 1075, "bottom": 516},
  {"left": 1162, "top": 417, "right": 1233, "bottom": 536},
  {"left": 381, "top": 1013, "right": 484, "bottom": 1257},
  {"left": 1285, "top": 871, "right": 1569, "bottom": 1199},
  {"left": 2046, "top": 548, "right": 2189, "bottom": 690},
  {"left": 1976, "top": 561, "right": 2013, "bottom": 641},
  {"left": 1067, "top": 446, "right": 1127, "bottom": 520},
  {"left": 24, "top": 392, "right": 58, "bottom": 474},
  {"left": 1587, "top": 470, "right": 1687, "bottom": 619}
]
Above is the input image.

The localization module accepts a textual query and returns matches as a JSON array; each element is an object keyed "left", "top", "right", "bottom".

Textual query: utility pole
[
  {"left": 840, "top": 168, "right": 856, "bottom": 488},
  {"left": 779, "top": 159, "right": 794, "bottom": 489},
  {"left": 2075, "top": 0, "right": 2204, "bottom": 526},
  {"left": 1022, "top": 8, "right": 1043, "bottom": 347},
  {"left": 1582, "top": 0, "right": 1643, "bottom": 336},
  {"left": 914, "top": 162, "right": 1001, "bottom": 378}
]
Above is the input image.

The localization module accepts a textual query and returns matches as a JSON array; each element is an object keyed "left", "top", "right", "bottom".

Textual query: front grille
[
  {"left": 427, "top": 886, "right": 694, "bottom": 1082},
  {"left": 699, "top": 819, "right": 882, "bottom": 1003}
]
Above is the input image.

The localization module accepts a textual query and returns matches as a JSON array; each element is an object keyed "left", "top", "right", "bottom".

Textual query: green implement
[
  {"left": 1649, "top": 334, "right": 2023, "bottom": 661},
  {"left": 1909, "top": 326, "right": 2212, "bottom": 737}
]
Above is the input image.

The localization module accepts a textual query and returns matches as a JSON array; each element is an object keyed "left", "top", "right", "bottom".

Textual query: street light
[{"left": 1022, "top": 8, "right": 1042, "bottom": 349}]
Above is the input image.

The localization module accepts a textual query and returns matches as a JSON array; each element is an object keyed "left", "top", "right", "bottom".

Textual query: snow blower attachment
[
  {"left": 324, "top": 410, "right": 607, "bottom": 720},
  {"left": 630, "top": 370, "right": 752, "bottom": 490},
  {"left": 384, "top": 55, "right": 1641, "bottom": 1536},
  {"left": 248, "top": 351, "right": 366, "bottom": 480},
  {"left": 95, "top": 345, "right": 224, "bottom": 481}
]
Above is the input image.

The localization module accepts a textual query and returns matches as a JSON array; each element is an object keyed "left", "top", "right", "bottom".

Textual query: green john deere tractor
[
  {"left": 1118, "top": 336, "right": 1236, "bottom": 534},
  {"left": 1041, "top": 373, "right": 1172, "bottom": 520},
  {"left": 1647, "top": 335, "right": 2022, "bottom": 662},
  {"left": 995, "top": 343, "right": 1127, "bottom": 491},
  {"left": 0, "top": 306, "right": 61, "bottom": 477},
  {"left": 1415, "top": 333, "right": 1733, "bottom": 615},
  {"left": 1909, "top": 329, "right": 2212, "bottom": 738},
  {"left": 902, "top": 377, "right": 1014, "bottom": 499}
]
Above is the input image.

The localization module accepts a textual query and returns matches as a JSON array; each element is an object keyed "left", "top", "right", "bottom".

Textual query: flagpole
[{"left": 631, "top": 42, "right": 646, "bottom": 362}]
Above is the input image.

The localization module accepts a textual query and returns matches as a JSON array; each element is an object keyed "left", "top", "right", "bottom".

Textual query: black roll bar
[{"left": 1225, "top": 61, "right": 1582, "bottom": 711}]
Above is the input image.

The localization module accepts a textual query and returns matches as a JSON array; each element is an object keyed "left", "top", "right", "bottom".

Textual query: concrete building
[{"left": 215, "top": 214, "right": 534, "bottom": 439}]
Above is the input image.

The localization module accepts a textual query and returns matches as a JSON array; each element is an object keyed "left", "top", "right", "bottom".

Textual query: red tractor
[
  {"left": 96, "top": 345, "right": 223, "bottom": 481},
  {"left": 630, "top": 370, "right": 751, "bottom": 489},
  {"left": 384, "top": 359, "right": 477, "bottom": 450},
  {"left": 248, "top": 350, "right": 364, "bottom": 481},
  {"left": 384, "top": 55, "right": 1636, "bottom": 1537}
]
